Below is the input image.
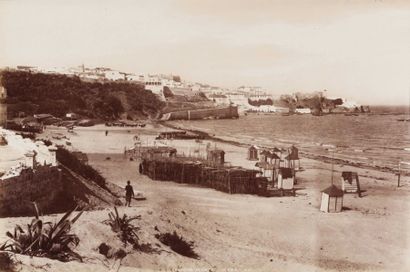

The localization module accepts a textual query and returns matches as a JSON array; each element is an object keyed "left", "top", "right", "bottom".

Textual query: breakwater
[{"left": 161, "top": 105, "right": 239, "bottom": 121}]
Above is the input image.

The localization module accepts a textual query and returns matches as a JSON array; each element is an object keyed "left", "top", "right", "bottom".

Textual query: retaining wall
[{"left": 0, "top": 165, "right": 62, "bottom": 216}]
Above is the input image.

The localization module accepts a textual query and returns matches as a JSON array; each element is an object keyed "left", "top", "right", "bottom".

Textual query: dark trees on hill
[
  {"left": 248, "top": 98, "right": 273, "bottom": 107},
  {"left": 1, "top": 70, "right": 164, "bottom": 119}
]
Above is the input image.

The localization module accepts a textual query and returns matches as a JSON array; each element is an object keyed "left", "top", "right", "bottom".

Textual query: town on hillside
[{"left": 0, "top": 65, "right": 369, "bottom": 124}]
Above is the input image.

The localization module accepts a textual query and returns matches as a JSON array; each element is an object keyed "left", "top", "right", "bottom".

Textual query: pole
[{"left": 331, "top": 150, "right": 335, "bottom": 185}]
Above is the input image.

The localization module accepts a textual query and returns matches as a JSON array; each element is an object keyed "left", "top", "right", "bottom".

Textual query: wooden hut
[
  {"left": 259, "top": 149, "right": 269, "bottom": 163},
  {"left": 341, "top": 171, "right": 361, "bottom": 197},
  {"left": 248, "top": 145, "right": 259, "bottom": 161},
  {"left": 320, "top": 185, "right": 344, "bottom": 213},
  {"left": 255, "top": 150, "right": 280, "bottom": 181},
  {"left": 255, "top": 161, "right": 275, "bottom": 181},
  {"left": 266, "top": 152, "right": 280, "bottom": 167},
  {"left": 285, "top": 145, "right": 300, "bottom": 170},
  {"left": 207, "top": 149, "right": 225, "bottom": 166},
  {"left": 276, "top": 167, "right": 295, "bottom": 190},
  {"left": 143, "top": 146, "right": 177, "bottom": 159}
]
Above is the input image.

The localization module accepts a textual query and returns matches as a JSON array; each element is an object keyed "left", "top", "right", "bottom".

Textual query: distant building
[
  {"left": 104, "top": 70, "right": 124, "bottom": 81},
  {"left": 66, "top": 112, "right": 80, "bottom": 120},
  {"left": 247, "top": 105, "right": 289, "bottom": 113},
  {"left": 225, "top": 92, "right": 248, "bottom": 110},
  {"left": 16, "top": 65, "right": 37, "bottom": 72},
  {"left": 0, "top": 128, "right": 58, "bottom": 179},
  {"left": 144, "top": 76, "right": 164, "bottom": 97},
  {"left": 295, "top": 108, "right": 311, "bottom": 114},
  {"left": 0, "top": 128, "right": 62, "bottom": 216}
]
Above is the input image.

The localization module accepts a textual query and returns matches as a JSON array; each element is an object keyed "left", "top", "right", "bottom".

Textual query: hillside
[{"left": 0, "top": 70, "right": 165, "bottom": 120}]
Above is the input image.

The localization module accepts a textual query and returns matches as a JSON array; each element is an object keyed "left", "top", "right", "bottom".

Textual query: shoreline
[{"left": 158, "top": 120, "right": 404, "bottom": 176}]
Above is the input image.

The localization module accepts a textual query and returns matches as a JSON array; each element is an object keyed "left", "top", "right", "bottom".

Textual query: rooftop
[{"left": 322, "top": 185, "right": 344, "bottom": 197}]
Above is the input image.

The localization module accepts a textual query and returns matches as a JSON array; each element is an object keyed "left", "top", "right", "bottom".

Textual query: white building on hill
[{"left": 0, "top": 129, "right": 58, "bottom": 180}]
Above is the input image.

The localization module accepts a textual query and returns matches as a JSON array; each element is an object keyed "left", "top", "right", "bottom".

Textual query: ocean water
[{"left": 170, "top": 111, "right": 410, "bottom": 171}]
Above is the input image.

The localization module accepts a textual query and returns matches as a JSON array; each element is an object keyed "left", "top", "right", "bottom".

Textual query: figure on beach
[
  {"left": 125, "top": 180, "right": 135, "bottom": 207},
  {"left": 105, "top": 130, "right": 108, "bottom": 136}
]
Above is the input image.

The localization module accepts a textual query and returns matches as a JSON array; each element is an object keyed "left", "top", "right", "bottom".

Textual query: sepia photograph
[{"left": 0, "top": 0, "right": 409, "bottom": 271}]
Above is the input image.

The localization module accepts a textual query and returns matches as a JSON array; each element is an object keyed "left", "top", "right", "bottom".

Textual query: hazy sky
[{"left": 1, "top": 0, "right": 409, "bottom": 105}]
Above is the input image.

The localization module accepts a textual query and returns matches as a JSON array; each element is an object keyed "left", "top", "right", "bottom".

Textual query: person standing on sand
[
  {"left": 105, "top": 130, "right": 108, "bottom": 136},
  {"left": 125, "top": 180, "right": 134, "bottom": 207}
]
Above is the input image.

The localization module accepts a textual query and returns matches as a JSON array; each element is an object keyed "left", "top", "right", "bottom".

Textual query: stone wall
[
  {"left": 166, "top": 105, "right": 239, "bottom": 120},
  {"left": 0, "top": 165, "right": 62, "bottom": 217}
]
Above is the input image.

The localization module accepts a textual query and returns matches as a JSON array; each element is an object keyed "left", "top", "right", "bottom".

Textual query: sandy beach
[{"left": 1, "top": 124, "right": 409, "bottom": 271}]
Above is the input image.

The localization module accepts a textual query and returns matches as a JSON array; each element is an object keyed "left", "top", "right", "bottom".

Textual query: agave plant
[
  {"left": 0, "top": 203, "right": 83, "bottom": 262},
  {"left": 103, "top": 207, "right": 141, "bottom": 246}
]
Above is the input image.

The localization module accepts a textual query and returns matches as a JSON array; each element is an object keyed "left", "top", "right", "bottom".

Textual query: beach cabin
[
  {"left": 276, "top": 167, "right": 295, "bottom": 190},
  {"left": 320, "top": 185, "right": 344, "bottom": 213},
  {"left": 341, "top": 172, "right": 361, "bottom": 197},
  {"left": 259, "top": 149, "right": 272, "bottom": 163},
  {"left": 255, "top": 161, "right": 275, "bottom": 181},
  {"left": 266, "top": 151, "right": 280, "bottom": 168},
  {"left": 272, "top": 147, "right": 282, "bottom": 157},
  {"left": 285, "top": 145, "right": 300, "bottom": 170},
  {"left": 248, "top": 145, "right": 259, "bottom": 161},
  {"left": 207, "top": 149, "right": 225, "bottom": 166}
]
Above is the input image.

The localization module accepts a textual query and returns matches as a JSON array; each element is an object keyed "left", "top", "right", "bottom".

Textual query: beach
[{"left": 1, "top": 121, "right": 409, "bottom": 271}]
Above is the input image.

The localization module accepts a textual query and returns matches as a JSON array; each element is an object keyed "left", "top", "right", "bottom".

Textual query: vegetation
[
  {"left": 1, "top": 70, "right": 165, "bottom": 120},
  {"left": 104, "top": 207, "right": 141, "bottom": 246},
  {"left": 0, "top": 204, "right": 83, "bottom": 262},
  {"left": 103, "top": 207, "right": 156, "bottom": 253},
  {"left": 155, "top": 231, "right": 199, "bottom": 259},
  {"left": 0, "top": 252, "right": 19, "bottom": 272},
  {"left": 248, "top": 98, "right": 273, "bottom": 107},
  {"left": 56, "top": 147, "right": 106, "bottom": 188}
]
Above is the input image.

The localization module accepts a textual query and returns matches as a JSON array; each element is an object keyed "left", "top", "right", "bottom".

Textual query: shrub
[
  {"left": 0, "top": 252, "right": 18, "bottom": 272},
  {"left": 103, "top": 207, "right": 141, "bottom": 246},
  {"left": 56, "top": 147, "right": 106, "bottom": 188},
  {"left": 155, "top": 231, "right": 198, "bottom": 259},
  {"left": 0, "top": 204, "right": 83, "bottom": 262}
]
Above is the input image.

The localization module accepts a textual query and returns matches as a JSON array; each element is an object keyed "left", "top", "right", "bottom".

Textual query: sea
[{"left": 169, "top": 106, "right": 410, "bottom": 171}]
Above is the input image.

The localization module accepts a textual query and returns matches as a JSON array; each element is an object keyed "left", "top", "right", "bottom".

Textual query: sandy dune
[{"left": 1, "top": 125, "right": 409, "bottom": 271}]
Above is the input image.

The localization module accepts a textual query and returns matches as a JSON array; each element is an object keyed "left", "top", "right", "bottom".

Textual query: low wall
[{"left": 0, "top": 165, "right": 62, "bottom": 217}]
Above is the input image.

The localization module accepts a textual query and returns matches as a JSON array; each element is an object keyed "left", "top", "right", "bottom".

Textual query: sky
[{"left": 1, "top": 0, "right": 409, "bottom": 105}]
